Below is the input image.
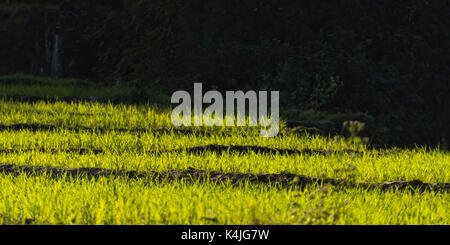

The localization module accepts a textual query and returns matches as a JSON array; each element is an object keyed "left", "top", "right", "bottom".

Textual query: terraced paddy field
[{"left": 0, "top": 99, "right": 449, "bottom": 225}]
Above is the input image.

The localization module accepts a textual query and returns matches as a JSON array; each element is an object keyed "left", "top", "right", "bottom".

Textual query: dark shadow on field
[
  {"left": 0, "top": 94, "right": 168, "bottom": 106},
  {"left": 20, "top": 110, "right": 96, "bottom": 117},
  {"left": 1, "top": 95, "right": 102, "bottom": 103},
  {"left": 0, "top": 164, "right": 448, "bottom": 193},
  {"left": 0, "top": 123, "right": 232, "bottom": 136}
]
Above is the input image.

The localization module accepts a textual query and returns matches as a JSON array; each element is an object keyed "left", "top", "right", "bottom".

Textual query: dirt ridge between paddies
[
  {"left": 0, "top": 164, "right": 448, "bottom": 193},
  {"left": 0, "top": 144, "right": 365, "bottom": 156}
]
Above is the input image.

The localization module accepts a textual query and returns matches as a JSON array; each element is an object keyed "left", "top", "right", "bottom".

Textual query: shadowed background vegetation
[{"left": 0, "top": 0, "right": 449, "bottom": 147}]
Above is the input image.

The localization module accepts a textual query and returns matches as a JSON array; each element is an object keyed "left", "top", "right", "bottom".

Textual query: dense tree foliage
[{"left": 0, "top": 0, "right": 448, "bottom": 147}]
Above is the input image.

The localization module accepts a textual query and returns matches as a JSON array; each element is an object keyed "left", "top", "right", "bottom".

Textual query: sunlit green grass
[
  {"left": 0, "top": 130, "right": 448, "bottom": 183},
  {"left": 0, "top": 100, "right": 173, "bottom": 128},
  {"left": 0, "top": 99, "right": 448, "bottom": 225},
  {"left": 0, "top": 174, "right": 448, "bottom": 225},
  {"left": 0, "top": 100, "right": 266, "bottom": 136}
]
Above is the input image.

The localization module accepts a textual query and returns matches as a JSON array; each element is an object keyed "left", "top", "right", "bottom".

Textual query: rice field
[{"left": 0, "top": 99, "right": 449, "bottom": 225}]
